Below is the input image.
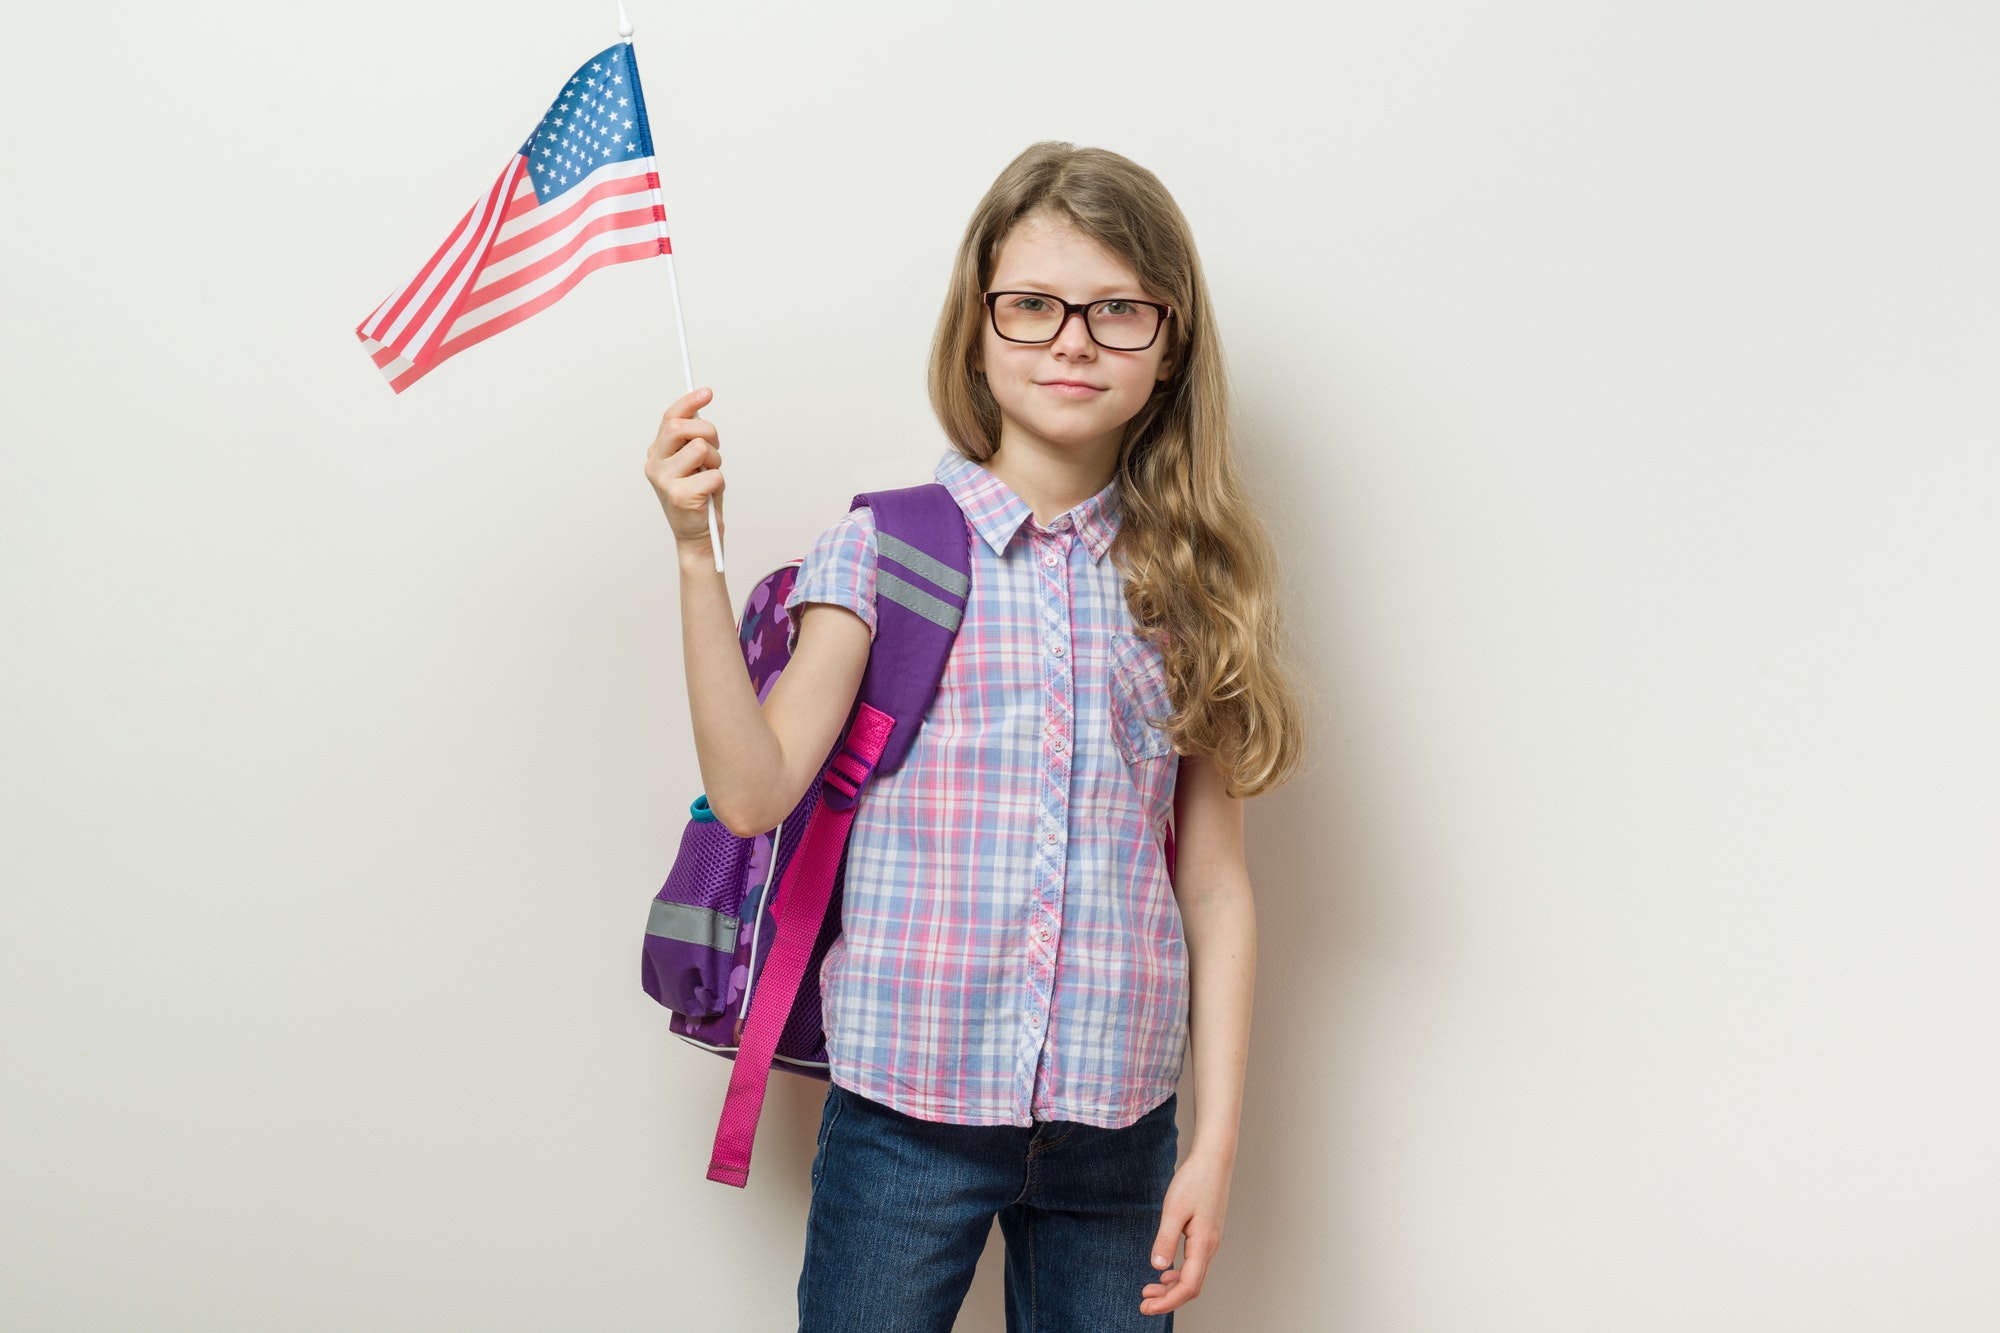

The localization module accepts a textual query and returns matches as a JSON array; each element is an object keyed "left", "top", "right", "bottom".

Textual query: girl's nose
[{"left": 1049, "top": 307, "right": 1096, "bottom": 355}]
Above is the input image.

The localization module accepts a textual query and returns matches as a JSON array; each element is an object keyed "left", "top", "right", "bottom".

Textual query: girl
[{"left": 644, "top": 141, "right": 1306, "bottom": 1331}]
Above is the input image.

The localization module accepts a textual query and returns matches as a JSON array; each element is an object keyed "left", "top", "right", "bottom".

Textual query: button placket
[{"left": 1017, "top": 523, "right": 1077, "bottom": 1110}]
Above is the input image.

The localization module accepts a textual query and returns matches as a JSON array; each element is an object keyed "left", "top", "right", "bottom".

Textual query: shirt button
[
  {"left": 1038, "top": 927, "right": 1051, "bottom": 941},
  {"left": 1051, "top": 737, "right": 1065, "bottom": 752},
  {"left": 1042, "top": 551, "right": 1058, "bottom": 567},
  {"left": 1029, "top": 1013, "right": 1041, "bottom": 1028},
  {"left": 1051, "top": 644, "right": 1065, "bottom": 657},
  {"left": 1046, "top": 831, "right": 1058, "bottom": 844}
]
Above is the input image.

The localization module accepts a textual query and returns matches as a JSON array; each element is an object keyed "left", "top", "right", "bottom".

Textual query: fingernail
[{"left": 1152, "top": 1255, "right": 1165, "bottom": 1267}]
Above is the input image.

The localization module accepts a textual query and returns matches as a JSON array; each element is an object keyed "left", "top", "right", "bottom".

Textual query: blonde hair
[{"left": 928, "top": 141, "right": 1308, "bottom": 799}]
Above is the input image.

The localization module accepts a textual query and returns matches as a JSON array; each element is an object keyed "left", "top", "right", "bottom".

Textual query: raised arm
[{"left": 645, "top": 387, "right": 871, "bottom": 836}]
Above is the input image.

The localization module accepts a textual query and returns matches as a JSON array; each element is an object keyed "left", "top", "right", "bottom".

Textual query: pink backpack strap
[{"left": 706, "top": 703, "right": 896, "bottom": 1187}]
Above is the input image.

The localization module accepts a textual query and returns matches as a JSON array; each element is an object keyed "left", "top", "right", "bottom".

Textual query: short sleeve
[{"left": 783, "top": 504, "right": 878, "bottom": 655}]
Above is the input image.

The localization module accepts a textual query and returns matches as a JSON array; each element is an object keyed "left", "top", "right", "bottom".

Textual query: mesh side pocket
[{"left": 642, "top": 811, "right": 754, "bottom": 1018}]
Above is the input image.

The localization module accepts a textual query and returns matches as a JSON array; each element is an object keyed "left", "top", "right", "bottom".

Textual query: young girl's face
[{"left": 976, "top": 213, "right": 1175, "bottom": 465}]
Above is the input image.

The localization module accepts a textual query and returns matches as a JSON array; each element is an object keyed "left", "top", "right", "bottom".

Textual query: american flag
[{"left": 357, "top": 43, "right": 670, "bottom": 393}]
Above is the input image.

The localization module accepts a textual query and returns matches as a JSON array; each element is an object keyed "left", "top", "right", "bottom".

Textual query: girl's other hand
[
  {"left": 645, "top": 386, "right": 724, "bottom": 549},
  {"left": 1140, "top": 1149, "right": 1232, "bottom": 1316}
]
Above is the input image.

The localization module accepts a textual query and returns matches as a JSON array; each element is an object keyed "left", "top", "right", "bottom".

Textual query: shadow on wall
[{"left": 1185, "top": 436, "right": 1399, "bottom": 1331}]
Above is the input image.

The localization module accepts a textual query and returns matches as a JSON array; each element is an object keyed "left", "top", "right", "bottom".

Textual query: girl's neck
[{"left": 983, "top": 425, "right": 1120, "bottom": 528}]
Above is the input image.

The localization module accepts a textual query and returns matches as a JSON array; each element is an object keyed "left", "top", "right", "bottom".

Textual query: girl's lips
[{"left": 1038, "top": 381, "right": 1105, "bottom": 397}]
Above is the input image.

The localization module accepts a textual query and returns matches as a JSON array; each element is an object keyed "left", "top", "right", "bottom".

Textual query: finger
[
  {"left": 653, "top": 437, "right": 718, "bottom": 481},
  {"left": 656, "top": 471, "right": 723, "bottom": 523},
  {"left": 664, "top": 462, "right": 724, "bottom": 505},
  {"left": 1142, "top": 1269, "right": 1197, "bottom": 1317},
  {"left": 1142, "top": 1230, "right": 1220, "bottom": 1317},
  {"left": 662, "top": 385, "right": 712, "bottom": 422},
  {"left": 648, "top": 416, "right": 719, "bottom": 463},
  {"left": 1170, "top": 1232, "right": 1218, "bottom": 1304},
  {"left": 647, "top": 387, "right": 716, "bottom": 460},
  {"left": 1149, "top": 1207, "right": 1188, "bottom": 1276}
]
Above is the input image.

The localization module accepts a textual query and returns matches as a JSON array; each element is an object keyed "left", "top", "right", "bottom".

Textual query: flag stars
[{"left": 523, "top": 49, "right": 650, "bottom": 202}]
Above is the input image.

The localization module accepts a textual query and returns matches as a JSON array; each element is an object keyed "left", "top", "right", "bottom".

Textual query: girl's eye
[
  {"left": 1096, "top": 300, "right": 1137, "bottom": 316},
  {"left": 1011, "top": 296, "right": 1051, "bottom": 312}
]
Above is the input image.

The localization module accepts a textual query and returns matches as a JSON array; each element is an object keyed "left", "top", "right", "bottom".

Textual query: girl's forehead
[{"left": 992, "top": 216, "right": 1147, "bottom": 295}]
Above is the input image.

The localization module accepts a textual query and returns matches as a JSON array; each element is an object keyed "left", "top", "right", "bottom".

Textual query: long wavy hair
[{"left": 928, "top": 142, "right": 1307, "bottom": 799}]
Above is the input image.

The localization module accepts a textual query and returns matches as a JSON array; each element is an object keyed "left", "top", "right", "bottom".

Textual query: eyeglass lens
[{"left": 990, "top": 294, "right": 1161, "bottom": 351}]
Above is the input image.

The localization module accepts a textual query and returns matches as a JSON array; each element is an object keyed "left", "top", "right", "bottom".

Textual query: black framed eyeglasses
[{"left": 983, "top": 290, "right": 1174, "bottom": 352}]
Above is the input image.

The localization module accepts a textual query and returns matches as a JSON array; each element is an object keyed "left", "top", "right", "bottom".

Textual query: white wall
[{"left": 3, "top": 1, "right": 1995, "bottom": 1328}]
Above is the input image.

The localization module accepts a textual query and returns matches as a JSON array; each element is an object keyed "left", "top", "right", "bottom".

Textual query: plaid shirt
[{"left": 782, "top": 449, "right": 1187, "bottom": 1128}]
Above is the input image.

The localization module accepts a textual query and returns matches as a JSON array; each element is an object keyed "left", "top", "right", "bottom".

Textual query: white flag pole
[{"left": 622, "top": 1, "right": 724, "bottom": 572}]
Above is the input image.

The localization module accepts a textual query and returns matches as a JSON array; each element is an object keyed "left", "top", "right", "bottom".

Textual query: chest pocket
[{"left": 1108, "top": 631, "right": 1177, "bottom": 765}]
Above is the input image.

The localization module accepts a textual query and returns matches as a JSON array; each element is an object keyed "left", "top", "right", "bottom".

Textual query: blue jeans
[{"left": 798, "top": 1082, "right": 1179, "bottom": 1332}]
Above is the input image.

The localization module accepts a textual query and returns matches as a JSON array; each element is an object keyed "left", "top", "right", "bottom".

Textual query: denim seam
[
  {"left": 1010, "top": 1148, "right": 1036, "bottom": 1208},
  {"left": 1026, "top": 1124, "right": 1074, "bottom": 1159},
  {"left": 1025, "top": 1208, "right": 1040, "bottom": 1333},
  {"left": 809, "top": 1088, "right": 843, "bottom": 1195}
]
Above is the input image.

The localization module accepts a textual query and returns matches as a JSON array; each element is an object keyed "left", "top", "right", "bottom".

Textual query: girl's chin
[
  {"left": 1007, "top": 405, "right": 1114, "bottom": 437},
  {"left": 1007, "top": 428, "right": 1125, "bottom": 461}
]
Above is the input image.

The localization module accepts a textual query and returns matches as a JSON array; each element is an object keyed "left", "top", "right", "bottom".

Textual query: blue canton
[{"left": 519, "top": 44, "right": 657, "bottom": 205}]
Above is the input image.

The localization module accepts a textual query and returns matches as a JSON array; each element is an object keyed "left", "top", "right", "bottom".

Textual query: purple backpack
[{"left": 642, "top": 481, "right": 973, "bottom": 1186}]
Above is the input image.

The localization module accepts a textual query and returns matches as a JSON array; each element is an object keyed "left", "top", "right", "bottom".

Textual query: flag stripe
[
  {"left": 359, "top": 201, "right": 479, "bottom": 340},
  {"left": 488, "top": 157, "right": 657, "bottom": 263},
  {"left": 443, "top": 222, "right": 666, "bottom": 347},
  {"left": 402, "top": 156, "right": 532, "bottom": 370},
  {"left": 365, "top": 238, "right": 662, "bottom": 394},
  {"left": 364, "top": 160, "right": 515, "bottom": 351},
  {"left": 430, "top": 239, "right": 665, "bottom": 363},
  {"left": 464, "top": 204, "right": 663, "bottom": 315}
]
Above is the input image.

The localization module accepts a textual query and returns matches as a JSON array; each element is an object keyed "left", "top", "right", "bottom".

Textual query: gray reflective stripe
[
  {"left": 647, "top": 899, "right": 740, "bottom": 952},
  {"left": 877, "top": 532, "right": 969, "bottom": 598},
  {"left": 877, "top": 570, "right": 963, "bottom": 631}
]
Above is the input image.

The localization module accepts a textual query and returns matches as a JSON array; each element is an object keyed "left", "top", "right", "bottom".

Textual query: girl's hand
[
  {"left": 1140, "top": 1148, "right": 1233, "bottom": 1316},
  {"left": 644, "top": 386, "right": 724, "bottom": 549}
]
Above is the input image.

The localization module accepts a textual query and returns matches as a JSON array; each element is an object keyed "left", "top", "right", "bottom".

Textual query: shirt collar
[{"left": 932, "top": 449, "right": 1121, "bottom": 564}]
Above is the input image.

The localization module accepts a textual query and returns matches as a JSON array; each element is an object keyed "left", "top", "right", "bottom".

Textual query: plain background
[{"left": 3, "top": 0, "right": 1996, "bottom": 1328}]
